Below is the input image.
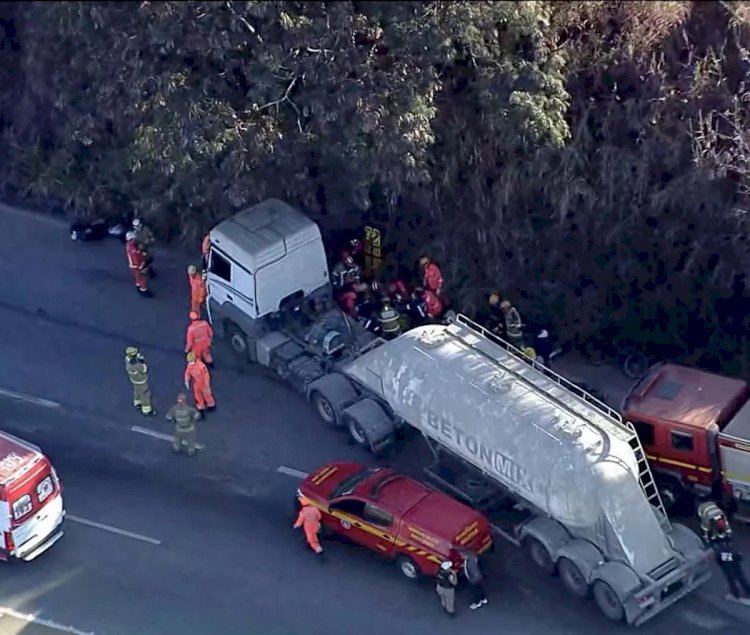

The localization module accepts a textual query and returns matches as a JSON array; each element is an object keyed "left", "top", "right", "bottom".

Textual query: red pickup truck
[{"left": 297, "top": 461, "right": 493, "bottom": 579}]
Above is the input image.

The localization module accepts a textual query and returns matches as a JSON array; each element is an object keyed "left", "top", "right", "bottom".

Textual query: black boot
[{"left": 138, "top": 288, "right": 154, "bottom": 298}]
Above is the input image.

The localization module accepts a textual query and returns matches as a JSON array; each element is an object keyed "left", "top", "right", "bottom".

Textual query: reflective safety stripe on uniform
[{"left": 380, "top": 308, "right": 401, "bottom": 335}]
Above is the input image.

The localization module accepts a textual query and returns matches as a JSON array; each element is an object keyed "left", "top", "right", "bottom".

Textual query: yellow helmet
[
  {"left": 186, "top": 351, "right": 196, "bottom": 362},
  {"left": 419, "top": 256, "right": 430, "bottom": 267},
  {"left": 187, "top": 265, "right": 198, "bottom": 275},
  {"left": 489, "top": 293, "right": 500, "bottom": 306},
  {"left": 125, "top": 346, "right": 139, "bottom": 358},
  {"left": 177, "top": 393, "right": 187, "bottom": 403}
]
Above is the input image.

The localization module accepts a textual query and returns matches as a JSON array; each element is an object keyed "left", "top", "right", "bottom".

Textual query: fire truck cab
[
  {"left": 622, "top": 362, "right": 750, "bottom": 516},
  {"left": 297, "top": 462, "right": 493, "bottom": 580},
  {"left": 0, "top": 430, "right": 65, "bottom": 561}
]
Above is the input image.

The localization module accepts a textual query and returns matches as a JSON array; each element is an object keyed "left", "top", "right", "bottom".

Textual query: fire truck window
[
  {"left": 671, "top": 431, "right": 694, "bottom": 452},
  {"left": 331, "top": 498, "right": 366, "bottom": 518},
  {"left": 210, "top": 251, "right": 231, "bottom": 282},
  {"left": 633, "top": 421, "right": 655, "bottom": 447},
  {"left": 363, "top": 504, "right": 394, "bottom": 528}
]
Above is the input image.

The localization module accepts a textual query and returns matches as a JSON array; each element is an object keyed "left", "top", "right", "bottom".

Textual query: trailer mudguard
[
  {"left": 668, "top": 522, "right": 707, "bottom": 559},
  {"left": 340, "top": 398, "right": 396, "bottom": 451},
  {"left": 519, "top": 516, "right": 571, "bottom": 557},
  {"left": 591, "top": 560, "right": 642, "bottom": 599},
  {"left": 307, "top": 374, "right": 359, "bottom": 425},
  {"left": 556, "top": 539, "right": 605, "bottom": 582}
]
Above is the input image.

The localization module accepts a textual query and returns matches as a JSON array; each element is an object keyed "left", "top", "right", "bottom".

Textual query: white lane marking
[
  {"left": 66, "top": 515, "right": 162, "bottom": 546},
  {"left": 0, "top": 387, "right": 60, "bottom": 409},
  {"left": 0, "top": 606, "right": 95, "bottom": 634},
  {"left": 130, "top": 425, "right": 206, "bottom": 450},
  {"left": 277, "top": 466, "right": 309, "bottom": 479}
]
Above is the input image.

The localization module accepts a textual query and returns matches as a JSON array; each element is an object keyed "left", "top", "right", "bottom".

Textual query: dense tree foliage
[{"left": 1, "top": 1, "right": 750, "bottom": 373}]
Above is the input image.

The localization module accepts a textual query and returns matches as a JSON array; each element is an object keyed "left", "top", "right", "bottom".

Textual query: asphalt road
[{"left": 0, "top": 203, "right": 747, "bottom": 635}]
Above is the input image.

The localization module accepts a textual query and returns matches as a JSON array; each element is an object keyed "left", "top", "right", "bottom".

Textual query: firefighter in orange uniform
[
  {"left": 184, "top": 351, "right": 215, "bottom": 416},
  {"left": 419, "top": 256, "right": 444, "bottom": 297},
  {"left": 185, "top": 311, "right": 214, "bottom": 367},
  {"left": 421, "top": 288, "right": 444, "bottom": 322},
  {"left": 187, "top": 265, "right": 207, "bottom": 315},
  {"left": 125, "top": 231, "right": 152, "bottom": 297},
  {"left": 294, "top": 496, "right": 324, "bottom": 555},
  {"left": 201, "top": 233, "right": 211, "bottom": 271}
]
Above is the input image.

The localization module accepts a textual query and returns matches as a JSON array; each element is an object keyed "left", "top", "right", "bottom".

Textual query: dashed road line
[
  {"left": 0, "top": 606, "right": 95, "bottom": 634},
  {"left": 130, "top": 425, "right": 206, "bottom": 450},
  {"left": 277, "top": 466, "right": 309, "bottom": 479},
  {"left": 0, "top": 387, "right": 60, "bottom": 409},
  {"left": 66, "top": 515, "right": 162, "bottom": 546}
]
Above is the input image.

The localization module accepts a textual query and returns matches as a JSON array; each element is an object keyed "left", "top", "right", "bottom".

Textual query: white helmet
[
  {"left": 440, "top": 561, "right": 452, "bottom": 571},
  {"left": 132, "top": 218, "right": 142, "bottom": 228},
  {"left": 125, "top": 231, "right": 136, "bottom": 241}
]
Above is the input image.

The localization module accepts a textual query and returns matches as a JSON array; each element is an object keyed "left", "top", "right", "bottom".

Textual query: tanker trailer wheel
[
  {"left": 343, "top": 413, "right": 369, "bottom": 449},
  {"left": 396, "top": 555, "right": 421, "bottom": 581},
  {"left": 558, "top": 558, "right": 590, "bottom": 598},
  {"left": 592, "top": 580, "right": 625, "bottom": 623},
  {"left": 524, "top": 538, "right": 555, "bottom": 574}
]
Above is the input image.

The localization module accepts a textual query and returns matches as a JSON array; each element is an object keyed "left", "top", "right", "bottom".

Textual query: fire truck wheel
[
  {"left": 524, "top": 537, "right": 555, "bottom": 574},
  {"left": 396, "top": 555, "right": 421, "bottom": 581},
  {"left": 558, "top": 557, "right": 590, "bottom": 598},
  {"left": 592, "top": 580, "right": 625, "bottom": 623}
]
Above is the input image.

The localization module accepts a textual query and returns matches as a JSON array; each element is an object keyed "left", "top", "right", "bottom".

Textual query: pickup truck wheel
[
  {"left": 525, "top": 538, "right": 555, "bottom": 574},
  {"left": 592, "top": 580, "right": 625, "bottom": 622},
  {"left": 558, "top": 557, "right": 589, "bottom": 598},
  {"left": 397, "top": 555, "right": 421, "bottom": 581},
  {"left": 311, "top": 392, "right": 340, "bottom": 427}
]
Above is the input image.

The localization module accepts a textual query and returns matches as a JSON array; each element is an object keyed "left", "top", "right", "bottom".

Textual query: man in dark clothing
[
  {"left": 461, "top": 549, "right": 488, "bottom": 609},
  {"left": 713, "top": 539, "right": 750, "bottom": 604}
]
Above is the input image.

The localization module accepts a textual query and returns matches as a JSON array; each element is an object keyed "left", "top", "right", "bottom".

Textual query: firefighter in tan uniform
[
  {"left": 125, "top": 347, "right": 155, "bottom": 416},
  {"left": 165, "top": 393, "right": 200, "bottom": 456}
]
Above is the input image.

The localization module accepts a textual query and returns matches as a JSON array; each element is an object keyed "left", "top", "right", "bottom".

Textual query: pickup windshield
[{"left": 330, "top": 467, "right": 381, "bottom": 498}]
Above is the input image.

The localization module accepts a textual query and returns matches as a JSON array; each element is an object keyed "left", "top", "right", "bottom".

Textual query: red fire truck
[{"left": 622, "top": 362, "right": 750, "bottom": 520}]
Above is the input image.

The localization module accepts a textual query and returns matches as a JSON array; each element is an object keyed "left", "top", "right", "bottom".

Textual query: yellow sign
[{"left": 364, "top": 225, "right": 384, "bottom": 278}]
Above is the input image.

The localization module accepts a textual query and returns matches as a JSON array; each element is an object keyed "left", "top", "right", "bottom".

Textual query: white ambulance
[{"left": 0, "top": 430, "right": 65, "bottom": 561}]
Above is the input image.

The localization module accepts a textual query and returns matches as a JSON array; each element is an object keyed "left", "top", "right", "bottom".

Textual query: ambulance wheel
[
  {"left": 397, "top": 555, "right": 421, "bottom": 581},
  {"left": 592, "top": 580, "right": 625, "bottom": 623}
]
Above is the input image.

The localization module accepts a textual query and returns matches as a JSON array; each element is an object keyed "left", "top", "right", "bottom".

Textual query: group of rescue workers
[
  {"left": 124, "top": 221, "right": 216, "bottom": 456},
  {"left": 328, "top": 238, "right": 547, "bottom": 365}
]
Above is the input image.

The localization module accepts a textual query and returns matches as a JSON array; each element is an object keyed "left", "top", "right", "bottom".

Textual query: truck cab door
[{"left": 328, "top": 498, "right": 395, "bottom": 554}]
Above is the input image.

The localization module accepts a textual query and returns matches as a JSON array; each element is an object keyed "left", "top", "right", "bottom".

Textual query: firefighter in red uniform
[
  {"left": 125, "top": 231, "right": 152, "bottom": 297},
  {"left": 419, "top": 256, "right": 444, "bottom": 297},
  {"left": 388, "top": 279, "right": 410, "bottom": 305},
  {"left": 421, "top": 288, "right": 444, "bottom": 322}
]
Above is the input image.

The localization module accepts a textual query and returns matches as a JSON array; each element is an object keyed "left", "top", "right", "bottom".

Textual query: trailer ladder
[{"left": 451, "top": 314, "right": 671, "bottom": 532}]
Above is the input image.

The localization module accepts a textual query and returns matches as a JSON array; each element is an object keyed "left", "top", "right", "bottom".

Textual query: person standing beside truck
[
  {"left": 184, "top": 351, "right": 216, "bottom": 417},
  {"left": 461, "top": 549, "right": 488, "bottom": 610},
  {"left": 436, "top": 561, "right": 458, "bottom": 616},
  {"left": 712, "top": 538, "right": 750, "bottom": 604},
  {"left": 294, "top": 496, "right": 323, "bottom": 556}
]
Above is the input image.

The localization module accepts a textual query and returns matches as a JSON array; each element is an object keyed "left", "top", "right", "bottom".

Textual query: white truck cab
[{"left": 205, "top": 199, "right": 333, "bottom": 360}]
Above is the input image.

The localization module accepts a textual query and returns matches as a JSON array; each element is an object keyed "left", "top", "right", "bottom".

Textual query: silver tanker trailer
[
  {"left": 204, "top": 202, "right": 710, "bottom": 626},
  {"left": 332, "top": 315, "right": 712, "bottom": 626}
]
